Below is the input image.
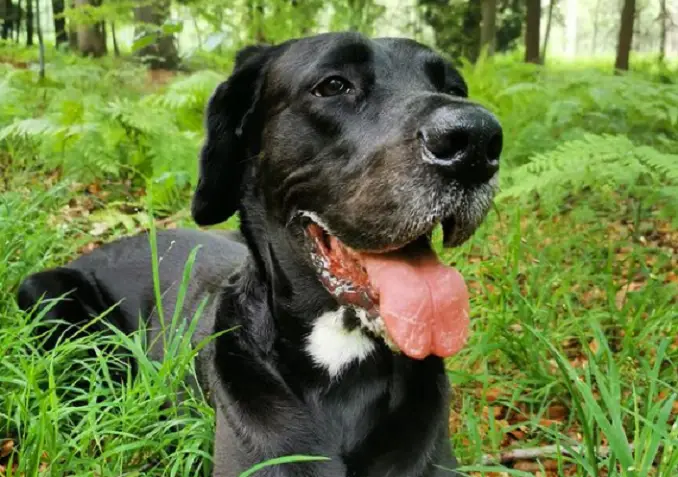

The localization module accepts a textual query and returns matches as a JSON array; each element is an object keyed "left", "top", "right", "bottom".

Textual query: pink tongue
[{"left": 361, "top": 250, "right": 470, "bottom": 360}]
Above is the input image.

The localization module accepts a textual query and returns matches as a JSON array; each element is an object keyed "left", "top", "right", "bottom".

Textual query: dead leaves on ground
[
  {"left": 42, "top": 179, "right": 189, "bottom": 255},
  {"left": 464, "top": 202, "right": 677, "bottom": 312},
  {"left": 0, "top": 439, "right": 48, "bottom": 476},
  {"left": 450, "top": 389, "right": 580, "bottom": 476}
]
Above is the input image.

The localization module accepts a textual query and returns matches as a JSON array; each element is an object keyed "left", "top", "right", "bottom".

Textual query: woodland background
[{"left": 1, "top": 0, "right": 678, "bottom": 476}]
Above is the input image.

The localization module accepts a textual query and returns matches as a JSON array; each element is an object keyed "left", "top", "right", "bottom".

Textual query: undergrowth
[{"left": 1, "top": 46, "right": 677, "bottom": 476}]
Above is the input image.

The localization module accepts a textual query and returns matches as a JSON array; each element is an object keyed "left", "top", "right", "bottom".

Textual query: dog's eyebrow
[
  {"left": 422, "top": 54, "right": 468, "bottom": 96},
  {"left": 424, "top": 57, "right": 446, "bottom": 89},
  {"left": 317, "top": 42, "right": 373, "bottom": 70}
]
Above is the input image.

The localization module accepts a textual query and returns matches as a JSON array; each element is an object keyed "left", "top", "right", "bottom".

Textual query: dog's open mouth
[{"left": 303, "top": 215, "right": 470, "bottom": 360}]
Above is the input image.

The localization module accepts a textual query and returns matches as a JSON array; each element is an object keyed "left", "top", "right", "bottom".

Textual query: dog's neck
[
  {"left": 220, "top": 204, "right": 391, "bottom": 383},
  {"left": 209, "top": 213, "right": 452, "bottom": 473}
]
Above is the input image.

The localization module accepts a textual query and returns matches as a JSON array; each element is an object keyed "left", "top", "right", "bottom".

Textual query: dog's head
[{"left": 193, "top": 32, "right": 502, "bottom": 361}]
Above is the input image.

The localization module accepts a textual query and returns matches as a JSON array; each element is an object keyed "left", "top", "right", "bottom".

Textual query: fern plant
[
  {"left": 0, "top": 61, "right": 204, "bottom": 214},
  {"left": 465, "top": 58, "right": 678, "bottom": 168},
  {"left": 499, "top": 133, "right": 678, "bottom": 224}
]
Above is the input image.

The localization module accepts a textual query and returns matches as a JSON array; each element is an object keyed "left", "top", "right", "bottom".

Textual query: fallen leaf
[
  {"left": 514, "top": 459, "right": 559, "bottom": 471},
  {"left": 538, "top": 418, "right": 562, "bottom": 427},
  {"left": 90, "top": 221, "right": 111, "bottom": 237},
  {"left": 546, "top": 404, "right": 568, "bottom": 421},
  {"left": 507, "top": 428, "right": 527, "bottom": 440},
  {"left": 615, "top": 281, "right": 644, "bottom": 310},
  {"left": 0, "top": 439, "right": 13, "bottom": 458},
  {"left": 588, "top": 339, "right": 600, "bottom": 354},
  {"left": 485, "top": 387, "right": 504, "bottom": 403}
]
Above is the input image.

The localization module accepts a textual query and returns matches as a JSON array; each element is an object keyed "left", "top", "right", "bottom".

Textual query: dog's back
[{"left": 17, "top": 229, "right": 247, "bottom": 355}]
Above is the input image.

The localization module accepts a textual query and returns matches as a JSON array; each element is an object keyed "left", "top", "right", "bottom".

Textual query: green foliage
[
  {"left": 0, "top": 56, "right": 219, "bottom": 214},
  {"left": 499, "top": 134, "right": 678, "bottom": 218},
  {"left": 145, "top": 69, "right": 222, "bottom": 130},
  {"left": 462, "top": 58, "right": 678, "bottom": 169},
  {"left": 329, "top": 0, "right": 385, "bottom": 35},
  {"left": 418, "top": 0, "right": 524, "bottom": 62}
]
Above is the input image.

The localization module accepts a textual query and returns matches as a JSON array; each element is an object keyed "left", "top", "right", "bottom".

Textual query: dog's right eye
[
  {"left": 446, "top": 85, "right": 467, "bottom": 98},
  {"left": 312, "top": 77, "right": 354, "bottom": 97}
]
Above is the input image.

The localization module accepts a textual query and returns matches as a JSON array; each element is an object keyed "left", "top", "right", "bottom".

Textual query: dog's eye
[
  {"left": 312, "top": 77, "right": 354, "bottom": 97},
  {"left": 446, "top": 86, "right": 466, "bottom": 97}
]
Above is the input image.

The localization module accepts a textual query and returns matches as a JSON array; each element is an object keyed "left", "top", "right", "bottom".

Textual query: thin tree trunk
[
  {"left": 133, "top": 0, "right": 179, "bottom": 69},
  {"left": 480, "top": 0, "right": 497, "bottom": 56},
  {"left": 67, "top": 0, "right": 77, "bottom": 48},
  {"left": 524, "top": 0, "right": 540, "bottom": 63},
  {"left": 14, "top": 0, "right": 21, "bottom": 42},
  {"left": 25, "top": 0, "right": 33, "bottom": 45},
  {"left": 36, "top": 0, "right": 44, "bottom": 78},
  {"left": 591, "top": 0, "right": 601, "bottom": 54},
  {"left": 541, "top": 0, "right": 556, "bottom": 62},
  {"left": 111, "top": 21, "right": 119, "bottom": 56},
  {"left": 51, "top": 0, "right": 66, "bottom": 46},
  {"left": 615, "top": 0, "right": 636, "bottom": 71},
  {"left": 75, "top": 0, "right": 106, "bottom": 56},
  {"left": 2, "top": 0, "right": 13, "bottom": 39},
  {"left": 659, "top": 0, "right": 667, "bottom": 62}
]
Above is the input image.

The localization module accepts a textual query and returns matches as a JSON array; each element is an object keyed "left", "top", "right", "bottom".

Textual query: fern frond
[
  {"left": 0, "top": 118, "right": 62, "bottom": 141},
  {"left": 145, "top": 70, "right": 222, "bottom": 112},
  {"left": 499, "top": 134, "right": 678, "bottom": 207}
]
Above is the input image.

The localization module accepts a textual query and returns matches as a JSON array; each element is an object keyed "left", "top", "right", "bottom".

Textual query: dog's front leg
[{"left": 210, "top": 395, "right": 346, "bottom": 477}]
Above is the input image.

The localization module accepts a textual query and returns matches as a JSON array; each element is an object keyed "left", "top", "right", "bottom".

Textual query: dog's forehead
[{"left": 270, "top": 33, "right": 459, "bottom": 86}]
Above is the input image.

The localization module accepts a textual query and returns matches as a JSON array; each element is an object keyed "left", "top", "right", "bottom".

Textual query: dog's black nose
[{"left": 420, "top": 104, "right": 503, "bottom": 183}]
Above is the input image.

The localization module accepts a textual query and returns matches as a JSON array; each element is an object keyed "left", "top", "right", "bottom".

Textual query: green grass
[
  {"left": 437, "top": 199, "right": 678, "bottom": 475},
  {"left": 1, "top": 46, "right": 677, "bottom": 476}
]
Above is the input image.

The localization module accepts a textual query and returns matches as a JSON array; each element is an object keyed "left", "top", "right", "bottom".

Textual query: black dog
[{"left": 17, "top": 32, "right": 502, "bottom": 476}]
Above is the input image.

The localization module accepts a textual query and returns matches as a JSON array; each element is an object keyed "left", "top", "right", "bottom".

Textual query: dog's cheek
[
  {"left": 256, "top": 118, "right": 312, "bottom": 213},
  {"left": 322, "top": 164, "right": 418, "bottom": 248}
]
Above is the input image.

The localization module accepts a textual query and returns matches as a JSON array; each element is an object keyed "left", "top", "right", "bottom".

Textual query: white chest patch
[{"left": 305, "top": 307, "right": 376, "bottom": 378}]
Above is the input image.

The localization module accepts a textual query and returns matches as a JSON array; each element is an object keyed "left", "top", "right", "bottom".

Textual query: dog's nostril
[
  {"left": 424, "top": 129, "right": 469, "bottom": 161},
  {"left": 486, "top": 132, "right": 503, "bottom": 163}
]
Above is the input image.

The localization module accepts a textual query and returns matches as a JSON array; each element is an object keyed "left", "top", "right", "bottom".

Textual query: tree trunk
[
  {"left": 111, "top": 21, "right": 119, "bottom": 56},
  {"left": 75, "top": 0, "right": 106, "bottom": 56},
  {"left": 591, "top": 0, "right": 601, "bottom": 54},
  {"left": 541, "top": 0, "right": 556, "bottom": 61},
  {"left": 659, "top": 0, "right": 667, "bottom": 63},
  {"left": 462, "top": 0, "right": 482, "bottom": 62},
  {"left": 480, "top": 0, "right": 497, "bottom": 56},
  {"left": 14, "top": 0, "right": 21, "bottom": 42},
  {"left": 133, "top": 0, "right": 179, "bottom": 70},
  {"left": 36, "top": 0, "right": 44, "bottom": 78},
  {"left": 51, "top": 0, "right": 66, "bottom": 46},
  {"left": 68, "top": 0, "right": 77, "bottom": 48},
  {"left": 25, "top": 0, "right": 32, "bottom": 45},
  {"left": 524, "top": 0, "right": 540, "bottom": 63},
  {"left": 2, "top": 0, "right": 12, "bottom": 39},
  {"left": 614, "top": 0, "right": 636, "bottom": 71}
]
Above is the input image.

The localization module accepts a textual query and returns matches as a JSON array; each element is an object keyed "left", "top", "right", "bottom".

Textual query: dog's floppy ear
[{"left": 191, "top": 44, "right": 277, "bottom": 226}]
